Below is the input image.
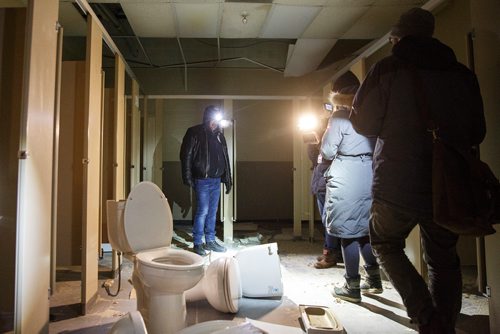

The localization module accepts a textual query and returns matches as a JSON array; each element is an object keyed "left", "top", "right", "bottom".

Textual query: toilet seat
[
  {"left": 136, "top": 247, "right": 205, "bottom": 271},
  {"left": 124, "top": 182, "right": 173, "bottom": 252}
]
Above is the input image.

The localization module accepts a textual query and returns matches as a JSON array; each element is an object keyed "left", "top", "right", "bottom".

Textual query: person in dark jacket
[
  {"left": 321, "top": 71, "right": 381, "bottom": 303},
  {"left": 180, "top": 105, "right": 232, "bottom": 256},
  {"left": 351, "top": 8, "right": 486, "bottom": 334},
  {"left": 308, "top": 126, "right": 342, "bottom": 269}
]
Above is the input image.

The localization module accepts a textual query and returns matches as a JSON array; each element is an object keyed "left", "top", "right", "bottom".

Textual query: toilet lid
[{"left": 124, "top": 182, "right": 173, "bottom": 253}]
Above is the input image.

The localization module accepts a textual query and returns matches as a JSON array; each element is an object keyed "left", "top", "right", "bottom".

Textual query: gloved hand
[{"left": 225, "top": 182, "right": 232, "bottom": 194}]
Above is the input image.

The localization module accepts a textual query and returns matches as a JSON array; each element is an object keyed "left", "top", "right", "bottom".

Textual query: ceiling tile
[
  {"left": 59, "top": 2, "right": 87, "bottom": 36},
  {"left": 301, "top": 6, "right": 369, "bottom": 38},
  {"left": 122, "top": 3, "right": 176, "bottom": 37},
  {"left": 260, "top": 5, "right": 321, "bottom": 38},
  {"left": 284, "top": 38, "right": 337, "bottom": 77},
  {"left": 322, "top": 0, "right": 375, "bottom": 5},
  {"left": 273, "top": 0, "right": 327, "bottom": 5},
  {"left": 220, "top": 3, "right": 271, "bottom": 38},
  {"left": 175, "top": 3, "right": 221, "bottom": 38},
  {"left": 342, "top": 4, "right": 416, "bottom": 39}
]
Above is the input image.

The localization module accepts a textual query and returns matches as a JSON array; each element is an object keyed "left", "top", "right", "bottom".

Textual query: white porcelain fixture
[
  {"left": 185, "top": 256, "right": 241, "bottom": 313},
  {"left": 235, "top": 242, "right": 283, "bottom": 298},
  {"left": 109, "top": 311, "right": 148, "bottom": 334},
  {"left": 107, "top": 182, "right": 205, "bottom": 334},
  {"left": 185, "top": 243, "right": 283, "bottom": 313}
]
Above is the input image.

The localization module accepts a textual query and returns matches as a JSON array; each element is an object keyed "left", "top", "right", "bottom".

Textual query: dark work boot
[
  {"left": 204, "top": 240, "right": 227, "bottom": 253},
  {"left": 193, "top": 244, "right": 207, "bottom": 256},
  {"left": 360, "top": 266, "right": 383, "bottom": 294},
  {"left": 333, "top": 276, "right": 361, "bottom": 303},
  {"left": 418, "top": 313, "right": 448, "bottom": 334}
]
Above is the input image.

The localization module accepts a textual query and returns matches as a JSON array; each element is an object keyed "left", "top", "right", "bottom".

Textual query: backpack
[
  {"left": 432, "top": 138, "right": 499, "bottom": 236},
  {"left": 410, "top": 64, "right": 499, "bottom": 236}
]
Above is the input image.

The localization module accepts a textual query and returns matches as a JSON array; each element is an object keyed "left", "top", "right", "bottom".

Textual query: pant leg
[
  {"left": 358, "top": 236, "right": 378, "bottom": 269},
  {"left": 204, "top": 178, "right": 221, "bottom": 243},
  {"left": 341, "top": 238, "right": 360, "bottom": 278},
  {"left": 193, "top": 178, "right": 211, "bottom": 245},
  {"left": 369, "top": 200, "right": 434, "bottom": 325},
  {"left": 419, "top": 218, "right": 461, "bottom": 331}
]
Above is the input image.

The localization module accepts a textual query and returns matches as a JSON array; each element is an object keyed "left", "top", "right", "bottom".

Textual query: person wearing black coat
[
  {"left": 180, "top": 105, "right": 232, "bottom": 256},
  {"left": 351, "top": 8, "right": 486, "bottom": 334}
]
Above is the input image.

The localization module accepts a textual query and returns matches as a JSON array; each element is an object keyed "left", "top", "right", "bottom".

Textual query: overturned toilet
[{"left": 185, "top": 242, "right": 284, "bottom": 313}]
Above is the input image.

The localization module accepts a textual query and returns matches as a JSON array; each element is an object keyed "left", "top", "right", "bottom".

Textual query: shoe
[
  {"left": 315, "top": 249, "right": 342, "bottom": 267},
  {"left": 332, "top": 276, "right": 361, "bottom": 303},
  {"left": 193, "top": 244, "right": 207, "bottom": 256},
  {"left": 204, "top": 240, "right": 227, "bottom": 253},
  {"left": 418, "top": 314, "right": 447, "bottom": 334},
  {"left": 360, "top": 266, "right": 383, "bottom": 294}
]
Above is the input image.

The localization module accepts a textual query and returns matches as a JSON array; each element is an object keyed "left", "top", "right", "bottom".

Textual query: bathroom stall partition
[{"left": 0, "top": 1, "right": 59, "bottom": 332}]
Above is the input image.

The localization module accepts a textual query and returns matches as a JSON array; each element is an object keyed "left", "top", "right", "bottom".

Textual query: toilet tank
[{"left": 106, "top": 200, "right": 133, "bottom": 254}]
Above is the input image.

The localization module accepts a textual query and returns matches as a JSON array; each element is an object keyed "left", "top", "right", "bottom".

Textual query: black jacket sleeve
[{"left": 180, "top": 128, "right": 195, "bottom": 186}]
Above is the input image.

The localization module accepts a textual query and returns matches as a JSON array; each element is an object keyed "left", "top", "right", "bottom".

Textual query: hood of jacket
[{"left": 392, "top": 36, "right": 457, "bottom": 71}]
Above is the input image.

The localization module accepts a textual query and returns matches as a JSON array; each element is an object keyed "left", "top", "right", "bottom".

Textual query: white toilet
[
  {"left": 107, "top": 182, "right": 205, "bottom": 334},
  {"left": 185, "top": 243, "right": 283, "bottom": 313}
]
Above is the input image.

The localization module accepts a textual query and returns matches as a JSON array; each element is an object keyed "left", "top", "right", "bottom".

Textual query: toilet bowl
[
  {"left": 185, "top": 256, "right": 241, "bottom": 313},
  {"left": 185, "top": 243, "right": 283, "bottom": 313},
  {"left": 107, "top": 182, "right": 205, "bottom": 334},
  {"left": 109, "top": 311, "right": 148, "bottom": 334}
]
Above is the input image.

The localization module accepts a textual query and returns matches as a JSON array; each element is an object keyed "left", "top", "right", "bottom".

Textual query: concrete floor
[{"left": 48, "top": 222, "right": 489, "bottom": 334}]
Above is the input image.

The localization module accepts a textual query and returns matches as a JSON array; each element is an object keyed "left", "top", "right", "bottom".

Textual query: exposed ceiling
[{"left": 58, "top": 0, "right": 426, "bottom": 81}]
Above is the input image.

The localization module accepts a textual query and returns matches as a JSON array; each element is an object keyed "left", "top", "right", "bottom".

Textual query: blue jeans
[
  {"left": 316, "top": 191, "right": 340, "bottom": 251},
  {"left": 193, "top": 178, "right": 221, "bottom": 246},
  {"left": 369, "top": 199, "right": 461, "bottom": 330}
]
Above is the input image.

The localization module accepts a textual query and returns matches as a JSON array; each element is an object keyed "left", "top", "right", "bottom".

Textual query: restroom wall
[
  {"left": 160, "top": 98, "right": 295, "bottom": 223},
  {"left": 470, "top": 0, "right": 500, "bottom": 331},
  {"left": 233, "top": 100, "right": 294, "bottom": 221},
  {"left": 101, "top": 87, "right": 115, "bottom": 244},
  {"left": 0, "top": 8, "right": 25, "bottom": 331}
]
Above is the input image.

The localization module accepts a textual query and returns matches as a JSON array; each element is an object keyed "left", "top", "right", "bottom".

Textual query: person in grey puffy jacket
[
  {"left": 321, "top": 71, "right": 381, "bottom": 303},
  {"left": 307, "top": 125, "right": 342, "bottom": 269}
]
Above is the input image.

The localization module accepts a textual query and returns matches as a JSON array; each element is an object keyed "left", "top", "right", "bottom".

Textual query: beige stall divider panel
[
  {"left": 144, "top": 97, "right": 154, "bottom": 182},
  {"left": 81, "top": 16, "right": 103, "bottom": 315},
  {"left": 14, "top": 0, "right": 58, "bottom": 332},
  {"left": 130, "top": 79, "right": 140, "bottom": 189},
  {"left": 114, "top": 56, "right": 126, "bottom": 200},
  {"left": 292, "top": 98, "right": 303, "bottom": 239},
  {"left": 222, "top": 99, "right": 234, "bottom": 243},
  {"left": 153, "top": 99, "right": 163, "bottom": 186}
]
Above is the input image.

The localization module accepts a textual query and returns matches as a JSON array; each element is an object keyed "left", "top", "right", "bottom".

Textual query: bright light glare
[
  {"left": 298, "top": 114, "right": 318, "bottom": 131},
  {"left": 219, "top": 119, "right": 230, "bottom": 128},
  {"left": 214, "top": 113, "right": 223, "bottom": 121}
]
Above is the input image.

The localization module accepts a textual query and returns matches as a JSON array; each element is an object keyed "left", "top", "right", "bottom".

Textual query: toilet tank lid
[{"left": 124, "top": 182, "right": 173, "bottom": 252}]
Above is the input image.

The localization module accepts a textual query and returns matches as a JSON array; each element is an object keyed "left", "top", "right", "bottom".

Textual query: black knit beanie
[{"left": 391, "top": 7, "right": 435, "bottom": 38}]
